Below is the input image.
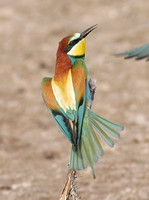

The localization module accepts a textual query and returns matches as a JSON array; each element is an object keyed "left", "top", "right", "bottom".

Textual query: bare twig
[
  {"left": 59, "top": 78, "right": 96, "bottom": 200},
  {"left": 60, "top": 170, "right": 76, "bottom": 200}
]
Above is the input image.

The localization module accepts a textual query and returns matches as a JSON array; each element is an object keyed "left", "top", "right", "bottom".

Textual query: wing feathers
[
  {"left": 117, "top": 43, "right": 149, "bottom": 61},
  {"left": 41, "top": 78, "right": 58, "bottom": 110},
  {"left": 41, "top": 77, "right": 73, "bottom": 143}
]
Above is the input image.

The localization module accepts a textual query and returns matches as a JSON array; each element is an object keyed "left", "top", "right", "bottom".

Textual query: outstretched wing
[
  {"left": 41, "top": 77, "right": 73, "bottom": 143},
  {"left": 117, "top": 43, "right": 149, "bottom": 61}
]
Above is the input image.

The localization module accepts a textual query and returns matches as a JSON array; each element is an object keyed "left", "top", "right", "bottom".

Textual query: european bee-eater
[
  {"left": 118, "top": 43, "right": 149, "bottom": 61},
  {"left": 41, "top": 25, "right": 123, "bottom": 178}
]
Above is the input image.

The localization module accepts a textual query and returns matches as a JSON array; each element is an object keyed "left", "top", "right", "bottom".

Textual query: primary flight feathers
[{"left": 117, "top": 43, "right": 149, "bottom": 61}]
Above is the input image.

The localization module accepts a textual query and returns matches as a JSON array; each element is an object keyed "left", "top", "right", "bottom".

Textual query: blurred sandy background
[{"left": 0, "top": 0, "right": 149, "bottom": 199}]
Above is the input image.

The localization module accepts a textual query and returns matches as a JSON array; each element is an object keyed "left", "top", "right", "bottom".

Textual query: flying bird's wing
[
  {"left": 41, "top": 77, "right": 73, "bottom": 143},
  {"left": 117, "top": 43, "right": 149, "bottom": 61}
]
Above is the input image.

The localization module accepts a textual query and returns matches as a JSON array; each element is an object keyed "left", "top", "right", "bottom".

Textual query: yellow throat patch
[{"left": 68, "top": 38, "right": 86, "bottom": 57}]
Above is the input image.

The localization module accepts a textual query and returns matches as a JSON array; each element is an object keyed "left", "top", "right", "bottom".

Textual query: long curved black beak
[{"left": 80, "top": 24, "right": 97, "bottom": 39}]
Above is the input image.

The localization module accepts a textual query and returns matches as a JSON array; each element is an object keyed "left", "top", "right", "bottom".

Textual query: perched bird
[
  {"left": 41, "top": 25, "right": 123, "bottom": 178},
  {"left": 117, "top": 43, "right": 149, "bottom": 61}
]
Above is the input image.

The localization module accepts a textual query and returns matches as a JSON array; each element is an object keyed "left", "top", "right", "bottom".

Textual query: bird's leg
[{"left": 89, "top": 78, "right": 96, "bottom": 107}]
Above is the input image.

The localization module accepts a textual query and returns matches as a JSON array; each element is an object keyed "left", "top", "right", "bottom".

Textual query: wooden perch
[{"left": 59, "top": 78, "right": 96, "bottom": 200}]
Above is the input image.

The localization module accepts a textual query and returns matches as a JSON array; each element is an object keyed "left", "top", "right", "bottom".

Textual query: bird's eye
[{"left": 70, "top": 41, "right": 75, "bottom": 45}]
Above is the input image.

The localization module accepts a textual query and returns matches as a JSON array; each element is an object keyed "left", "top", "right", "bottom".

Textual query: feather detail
[
  {"left": 69, "top": 107, "right": 123, "bottom": 178},
  {"left": 54, "top": 36, "right": 72, "bottom": 78},
  {"left": 117, "top": 43, "right": 149, "bottom": 61},
  {"left": 71, "top": 61, "right": 86, "bottom": 102},
  {"left": 41, "top": 78, "right": 58, "bottom": 110},
  {"left": 52, "top": 69, "right": 76, "bottom": 113}
]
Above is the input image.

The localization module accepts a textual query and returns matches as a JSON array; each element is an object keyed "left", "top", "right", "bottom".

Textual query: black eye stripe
[
  {"left": 65, "top": 38, "right": 80, "bottom": 53},
  {"left": 69, "top": 38, "right": 80, "bottom": 46}
]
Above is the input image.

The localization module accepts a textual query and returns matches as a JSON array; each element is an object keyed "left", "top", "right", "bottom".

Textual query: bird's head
[{"left": 58, "top": 24, "right": 97, "bottom": 58}]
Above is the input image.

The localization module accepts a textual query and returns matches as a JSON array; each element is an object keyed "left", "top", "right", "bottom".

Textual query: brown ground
[{"left": 0, "top": 0, "right": 149, "bottom": 200}]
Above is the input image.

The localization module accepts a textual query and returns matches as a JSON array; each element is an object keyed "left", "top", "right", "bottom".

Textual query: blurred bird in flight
[
  {"left": 117, "top": 43, "right": 149, "bottom": 61},
  {"left": 41, "top": 24, "right": 123, "bottom": 178}
]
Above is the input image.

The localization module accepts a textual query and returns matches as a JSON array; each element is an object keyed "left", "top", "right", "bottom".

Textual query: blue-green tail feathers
[{"left": 69, "top": 108, "right": 124, "bottom": 178}]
